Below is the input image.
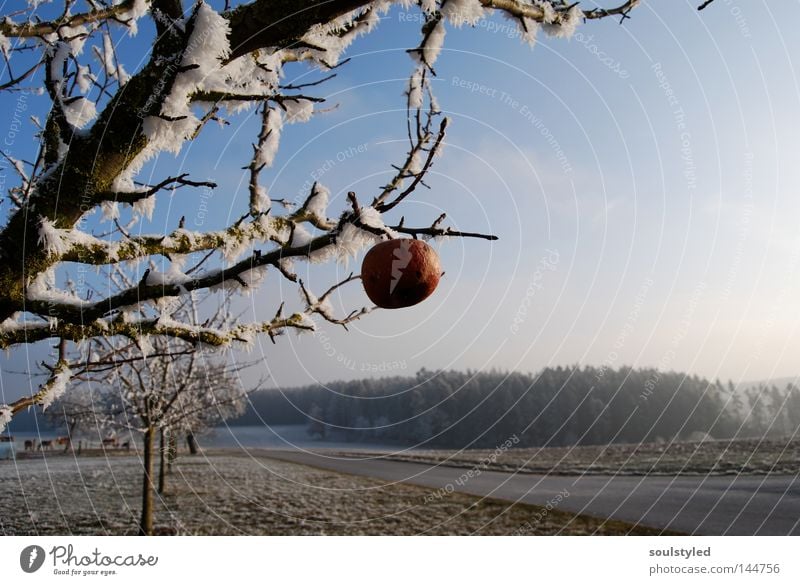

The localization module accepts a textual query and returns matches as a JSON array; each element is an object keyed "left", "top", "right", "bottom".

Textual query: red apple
[{"left": 361, "top": 239, "right": 441, "bottom": 309}]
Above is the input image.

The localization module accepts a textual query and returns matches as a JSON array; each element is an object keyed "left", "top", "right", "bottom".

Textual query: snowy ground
[
  {"left": 0, "top": 451, "right": 663, "bottom": 535},
  {"left": 352, "top": 437, "right": 800, "bottom": 476}
]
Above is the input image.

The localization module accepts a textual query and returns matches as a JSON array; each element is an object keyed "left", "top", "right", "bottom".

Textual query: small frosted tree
[
  {"left": 45, "top": 384, "right": 98, "bottom": 444},
  {"left": 52, "top": 345, "right": 250, "bottom": 536},
  {"left": 106, "top": 344, "right": 248, "bottom": 535},
  {"left": 0, "top": 0, "right": 643, "bottom": 432},
  {"left": 50, "top": 296, "right": 251, "bottom": 535}
]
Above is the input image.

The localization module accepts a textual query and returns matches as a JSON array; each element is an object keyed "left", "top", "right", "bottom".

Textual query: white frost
[
  {"left": 442, "top": 0, "right": 485, "bottom": 27},
  {"left": 0, "top": 32, "right": 10, "bottom": 58},
  {"left": 37, "top": 217, "right": 69, "bottom": 256},
  {"left": 283, "top": 98, "right": 314, "bottom": 124},
  {"left": 335, "top": 222, "right": 380, "bottom": 264},
  {"left": 145, "top": 264, "right": 190, "bottom": 286},
  {"left": 303, "top": 288, "right": 336, "bottom": 320},
  {"left": 221, "top": 235, "right": 251, "bottom": 263},
  {"left": 535, "top": 0, "right": 557, "bottom": 23},
  {"left": 308, "top": 242, "right": 337, "bottom": 264},
  {"left": 121, "top": 4, "right": 230, "bottom": 192},
  {"left": 251, "top": 185, "right": 269, "bottom": 214},
  {"left": 117, "top": 0, "right": 151, "bottom": 36},
  {"left": 295, "top": 313, "right": 316, "bottom": 331},
  {"left": 155, "top": 294, "right": 182, "bottom": 318},
  {"left": 49, "top": 42, "right": 71, "bottom": 87},
  {"left": 407, "top": 67, "right": 425, "bottom": 109},
  {"left": 408, "top": 149, "right": 423, "bottom": 174},
  {"left": 291, "top": 224, "right": 313, "bottom": 248},
  {"left": 62, "top": 97, "right": 98, "bottom": 129},
  {"left": 27, "top": 268, "right": 91, "bottom": 308},
  {"left": 100, "top": 32, "right": 117, "bottom": 77},
  {"left": 414, "top": 20, "right": 446, "bottom": 67},
  {"left": 217, "top": 215, "right": 279, "bottom": 263},
  {"left": 358, "top": 206, "right": 390, "bottom": 231},
  {"left": 137, "top": 334, "right": 154, "bottom": 358},
  {"left": 141, "top": 115, "right": 198, "bottom": 156},
  {"left": 305, "top": 183, "right": 330, "bottom": 221},
  {"left": 132, "top": 195, "right": 156, "bottom": 220},
  {"left": 76, "top": 65, "right": 96, "bottom": 93},
  {"left": 420, "top": 0, "right": 438, "bottom": 14},
  {"left": 0, "top": 313, "right": 26, "bottom": 334},
  {"left": 542, "top": 5, "right": 583, "bottom": 39},
  {"left": 239, "top": 266, "right": 268, "bottom": 290},
  {"left": 6, "top": 156, "right": 26, "bottom": 186},
  {"left": 60, "top": 24, "right": 90, "bottom": 56},
  {"left": 255, "top": 108, "right": 283, "bottom": 168},
  {"left": 519, "top": 17, "right": 540, "bottom": 46},
  {"left": 0, "top": 406, "right": 11, "bottom": 434},
  {"left": 101, "top": 201, "right": 120, "bottom": 222},
  {"left": 40, "top": 365, "right": 72, "bottom": 411},
  {"left": 298, "top": 5, "right": 380, "bottom": 68},
  {"left": 217, "top": 266, "right": 268, "bottom": 294}
]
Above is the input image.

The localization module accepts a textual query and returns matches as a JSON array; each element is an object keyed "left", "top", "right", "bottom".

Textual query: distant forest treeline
[{"left": 234, "top": 367, "right": 800, "bottom": 448}]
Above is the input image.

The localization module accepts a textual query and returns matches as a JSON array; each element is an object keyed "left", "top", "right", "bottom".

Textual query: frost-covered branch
[
  {"left": 70, "top": 349, "right": 196, "bottom": 377},
  {"left": 225, "top": 0, "right": 378, "bottom": 62},
  {"left": 97, "top": 174, "right": 218, "bottom": 206},
  {"left": 25, "top": 211, "right": 495, "bottom": 326},
  {"left": 0, "top": 340, "right": 71, "bottom": 431},
  {"left": 393, "top": 215, "right": 499, "bottom": 241},
  {"left": 57, "top": 214, "right": 284, "bottom": 265},
  {"left": 481, "top": 0, "right": 639, "bottom": 23},
  {"left": 371, "top": 71, "right": 442, "bottom": 211},
  {"left": 0, "top": 0, "right": 147, "bottom": 39},
  {"left": 191, "top": 90, "right": 325, "bottom": 107},
  {"left": 0, "top": 310, "right": 314, "bottom": 350},
  {"left": 291, "top": 183, "right": 336, "bottom": 230},
  {"left": 376, "top": 117, "right": 448, "bottom": 213},
  {"left": 299, "top": 273, "right": 372, "bottom": 331}
]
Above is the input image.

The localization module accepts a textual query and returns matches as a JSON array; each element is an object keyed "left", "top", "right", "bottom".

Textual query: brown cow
[
  {"left": 101, "top": 437, "right": 118, "bottom": 449},
  {"left": 38, "top": 440, "right": 53, "bottom": 451},
  {"left": 24, "top": 440, "right": 35, "bottom": 451}
]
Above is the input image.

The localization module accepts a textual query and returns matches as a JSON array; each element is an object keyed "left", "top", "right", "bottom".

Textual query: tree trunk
[
  {"left": 158, "top": 427, "right": 166, "bottom": 495},
  {"left": 186, "top": 432, "right": 199, "bottom": 455},
  {"left": 168, "top": 432, "right": 177, "bottom": 472},
  {"left": 139, "top": 426, "right": 155, "bottom": 536}
]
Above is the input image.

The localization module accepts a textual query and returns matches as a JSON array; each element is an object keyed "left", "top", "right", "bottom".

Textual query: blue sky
[{"left": 2, "top": 1, "right": 800, "bottom": 400}]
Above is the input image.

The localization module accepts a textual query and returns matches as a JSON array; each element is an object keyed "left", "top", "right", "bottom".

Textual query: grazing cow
[
  {"left": 24, "top": 440, "right": 35, "bottom": 451},
  {"left": 55, "top": 437, "right": 71, "bottom": 451},
  {"left": 38, "top": 440, "right": 53, "bottom": 451},
  {"left": 101, "top": 437, "right": 118, "bottom": 449}
]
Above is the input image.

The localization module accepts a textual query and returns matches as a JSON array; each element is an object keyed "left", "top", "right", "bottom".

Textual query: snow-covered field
[
  {"left": 0, "top": 452, "right": 662, "bottom": 535},
  {"left": 361, "top": 437, "right": 800, "bottom": 476}
]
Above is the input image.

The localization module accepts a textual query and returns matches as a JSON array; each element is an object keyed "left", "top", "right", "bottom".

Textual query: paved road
[{"left": 256, "top": 449, "right": 800, "bottom": 535}]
